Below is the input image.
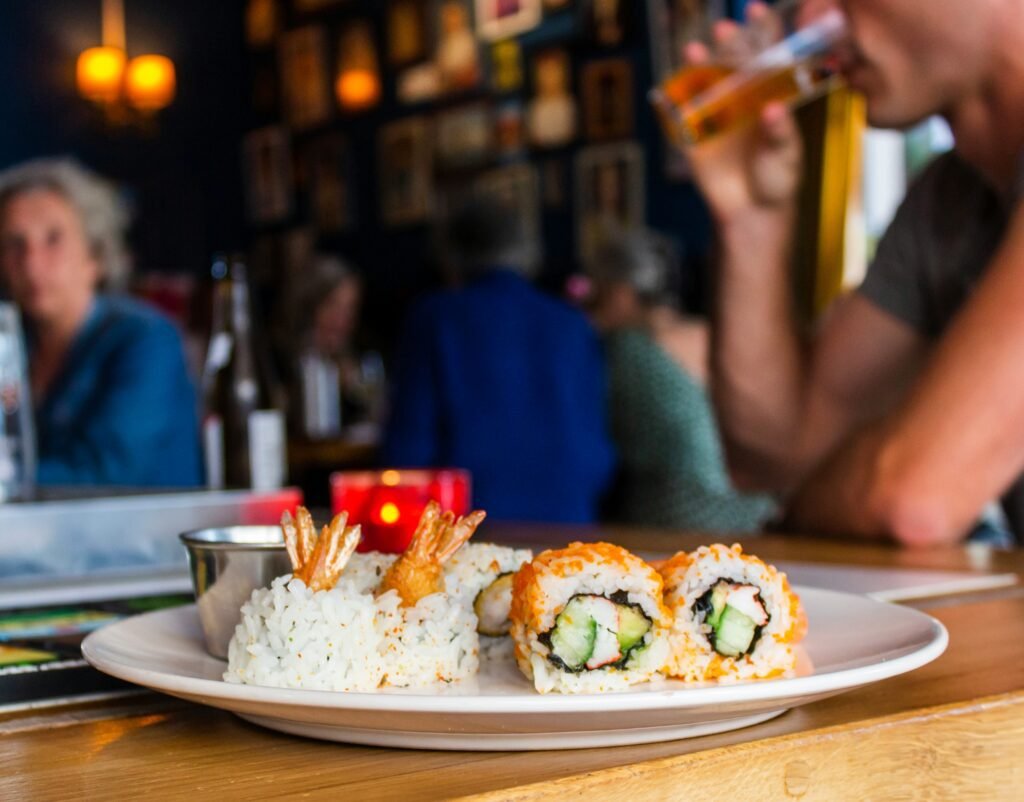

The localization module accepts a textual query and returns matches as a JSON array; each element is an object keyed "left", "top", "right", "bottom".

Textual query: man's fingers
[
  {"left": 684, "top": 41, "right": 710, "bottom": 66},
  {"left": 747, "top": 1, "right": 785, "bottom": 51},
  {"left": 760, "top": 102, "right": 797, "bottom": 148}
]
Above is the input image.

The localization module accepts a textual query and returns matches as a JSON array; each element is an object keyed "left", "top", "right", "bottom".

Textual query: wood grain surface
[{"left": 2, "top": 530, "right": 1023, "bottom": 801}]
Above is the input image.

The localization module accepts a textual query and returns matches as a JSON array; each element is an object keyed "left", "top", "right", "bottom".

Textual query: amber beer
[{"left": 651, "top": 8, "right": 847, "bottom": 147}]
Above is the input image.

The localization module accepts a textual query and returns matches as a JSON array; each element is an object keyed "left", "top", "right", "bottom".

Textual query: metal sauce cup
[{"left": 180, "top": 526, "right": 292, "bottom": 659}]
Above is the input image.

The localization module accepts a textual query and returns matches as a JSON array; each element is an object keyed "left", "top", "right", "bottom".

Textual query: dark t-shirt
[
  {"left": 858, "top": 150, "right": 1023, "bottom": 539},
  {"left": 860, "top": 151, "right": 1008, "bottom": 338}
]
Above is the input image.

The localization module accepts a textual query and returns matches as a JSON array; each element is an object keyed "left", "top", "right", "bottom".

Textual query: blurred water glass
[{"left": 0, "top": 303, "right": 35, "bottom": 502}]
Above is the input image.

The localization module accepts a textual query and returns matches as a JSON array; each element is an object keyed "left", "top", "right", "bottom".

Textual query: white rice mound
[
  {"left": 343, "top": 551, "right": 397, "bottom": 594},
  {"left": 376, "top": 590, "right": 480, "bottom": 687},
  {"left": 224, "top": 575, "right": 387, "bottom": 692},
  {"left": 661, "top": 543, "right": 802, "bottom": 683},
  {"left": 224, "top": 574, "right": 480, "bottom": 691},
  {"left": 510, "top": 542, "right": 672, "bottom": 694}
]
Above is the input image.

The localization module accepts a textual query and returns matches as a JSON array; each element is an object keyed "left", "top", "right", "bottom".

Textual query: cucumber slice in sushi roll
[
  {"left": 510, "top": 542, "right": 671, "bottom": 694},
  {"left": 659, "top": 544, "right": 806, "bottom": 683}
]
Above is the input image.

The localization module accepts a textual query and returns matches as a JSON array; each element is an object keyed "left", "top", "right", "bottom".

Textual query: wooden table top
[{"left": 4, "top": 529, "right": 1023, "bottom": 801}]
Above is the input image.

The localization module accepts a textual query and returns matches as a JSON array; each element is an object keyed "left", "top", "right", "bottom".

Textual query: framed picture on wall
[
  {"left": 648, "top": 0, "right": 727, "bottom": 81},
  {"left": 491, "top": 39, "right": 524, "bottom": 94},
  {"left": 388, "top": 0, "right": 430, "bottom": 66},
  {"left": 246, "top": 0, "right": 278, "bottom": 48},
  {"left": 279, "top": 26, "right": 332, "bottom": 129},
  {"left": 302, "top": 133, "right": 353, "bottom": 233},
  {"left": 475, "top": 0, "right": 543, "bottom": 42},
  {"left": 527, "top": 48, "right": 577, "bottom": 149},
  {"left": 436, "top": 103, "right": 494, "bottom": 170},
  {"left": 588, "top": 0, "right": 632, "bottom": 47},
  {"left": 436, "top": 0, "right": 483, "bottom": 93},
  {"left": 495, "top": 100, "right": 526, "bottom": 161},
  {"left": 243, "top": 126, "right": 294, "bottom": 225},
  {"left": 581, "top": 58, "right": 634, "bottom": 141},
  {"left": 575, "top": 142, "right": 645, "bottom": 266},
  {"left": 379, "top": 117, "right": 434, "bottom": 226}
]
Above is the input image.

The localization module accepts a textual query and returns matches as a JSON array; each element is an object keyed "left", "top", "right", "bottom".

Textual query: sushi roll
[
  {"left": 444, "top": 543, "right": 533, "bottom": 638},
  {"left": 660, "top": 543, "right": 805, "bottom": 683},
  {"left": 509, "top": 542, "right": 671, "bottom": 694}
]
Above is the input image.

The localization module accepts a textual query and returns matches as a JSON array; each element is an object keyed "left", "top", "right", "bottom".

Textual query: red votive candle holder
[{"left": 330, "top": 469, "right": 472, "bottom": 553}]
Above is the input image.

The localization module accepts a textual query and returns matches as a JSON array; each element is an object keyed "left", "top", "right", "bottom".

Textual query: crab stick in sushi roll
[
  {"left": 660, "top": 543, "right": 805, "bottom": 683},
  {"left": 510, "top": 542, "right": 671, "bottom": 694}
]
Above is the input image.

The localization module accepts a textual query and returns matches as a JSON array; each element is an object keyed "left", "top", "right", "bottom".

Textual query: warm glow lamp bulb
[
  {"left": 126, "top": 54, "right": 176, "bottom": 111},
  {"left": 77, "top": 46, "right": 126, "bottom": 104},
  {"left": 336, "top": 69, "right": 380, "bottom": 111}
]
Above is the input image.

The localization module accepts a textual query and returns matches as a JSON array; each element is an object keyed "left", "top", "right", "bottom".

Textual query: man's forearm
[
  {"left": 788, "top": 206, "right": 1024, "bottom": 546},
  {"left": 712, "top": 206, "right": 809, "bottom": 491}
]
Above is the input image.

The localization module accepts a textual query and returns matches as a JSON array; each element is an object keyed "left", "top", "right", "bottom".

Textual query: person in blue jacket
[
  {"left": 383, "top": 194, "right": 615, "bottom": 523},
  {"left": 0, "top": 158, "right": 201, "bottom": 488}
]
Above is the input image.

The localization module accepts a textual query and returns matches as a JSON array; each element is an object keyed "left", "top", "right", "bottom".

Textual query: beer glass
[
  {"left": 0, "top": 302, "right": 35, "bottom": 501},
  {"left": 650, "top": 1, "right": 848, "bottom": 148}
]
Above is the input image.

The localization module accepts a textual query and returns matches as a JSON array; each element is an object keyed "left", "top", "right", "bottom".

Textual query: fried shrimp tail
[
  {"left": 281, "top": 506, "right": 362, "bottom": 592},
  {"left": 378, "top": 501, "right": 487, "bottom": 607}
]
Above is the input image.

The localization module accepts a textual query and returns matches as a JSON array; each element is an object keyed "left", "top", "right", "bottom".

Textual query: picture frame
[
  {"left": 245, "top": 0, "right": 278, "bottom": 49},
  {"left": 648, "top": 0, "right": 727, "bottom": 82},
  {"left": 474, "top": 0, "right": 543, "bottom": 42},
  {"left": 527, "top": 48, "right": 577, "bottom": 149},
  {"left": 243, "top": 126, "right": 294, "bottom": 225},
  {"left": 495, "top": 100, "right": 526, "bottom": 161},
  {"left": 435, "top": 103, "right": 494, "bottom": 170},
  {"left": 279, "top": 26, "right": 332, "bottom": 129},
  {"left": 388, "top": 0, "right": 430, "bottom": 67},
  {"left": 379, "top": 117, "right": 434, "bottom": 226},
  {"left": 581, "top": 58, "right": 634, "bottom": 141},
  {"left": 436, "top": 0, "right": 483, "bottom": 92},
  {"left": 302, "top": 133, "right": 353, "bottom": 233},
  {"left": 588, "top": 0, "right": 632, "bottom": 48},
  {"left": 575, "top": 142, "right": 645, "bottom": 266},
  {"left": 491, "top": 39, "right": 524, "bottom": 94}
]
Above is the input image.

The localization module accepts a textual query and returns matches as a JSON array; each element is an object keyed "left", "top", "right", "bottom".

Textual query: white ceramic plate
[{"left": 82, "top": 587, "right": 947, "bottom": 750}]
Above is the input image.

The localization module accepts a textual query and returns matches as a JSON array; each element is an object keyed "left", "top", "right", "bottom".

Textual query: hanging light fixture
[
  {"left": 125, "top": 54, "right": 176, "bottom": 110},
  {"left": 76, "top": 0, "right": 177, "bottom": 117}
]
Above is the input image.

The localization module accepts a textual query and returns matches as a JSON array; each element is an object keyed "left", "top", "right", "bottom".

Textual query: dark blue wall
[{"left": 0, "top": 0, "right": 247, "bottom": 273}]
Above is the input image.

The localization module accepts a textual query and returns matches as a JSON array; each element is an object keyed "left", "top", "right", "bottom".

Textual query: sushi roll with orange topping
[
  {"left": 660, "top": 544, "right": 805, "bottom": 683},
  {"left": 509, "top": 542, "right": 671, "bottom": 694}
]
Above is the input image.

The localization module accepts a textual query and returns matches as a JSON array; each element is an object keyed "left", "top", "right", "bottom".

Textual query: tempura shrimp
[
  {"left": 378, "top": 501, "right": 486, "bottom": 607},
  {"left": 281, "top": 506, "right": 362, "bottom": 592}
]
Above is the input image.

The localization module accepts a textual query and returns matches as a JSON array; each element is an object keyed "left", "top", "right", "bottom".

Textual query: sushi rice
[
  {"left": 660, "top": 543, "right": 805, "bottom": 683},
  {"left": 510, "top": 542, "right": 671, "bottom": 694},
  {"left": 224, "top": 576, "right": 479, "bottom": 690}
]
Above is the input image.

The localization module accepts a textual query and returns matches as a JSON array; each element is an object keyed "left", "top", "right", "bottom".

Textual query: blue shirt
[
  {"left": 33, "top": 295, "right": 203, "bottom": 488},
  {"left": 382, "top": 271, "right": 616, "bottom": 523}
]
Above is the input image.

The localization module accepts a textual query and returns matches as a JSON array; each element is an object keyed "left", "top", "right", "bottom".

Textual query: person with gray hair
[
  {"left": 0, "top": 157, "right": 201, "bottom": 487},
  {"left": 382, "top": 194, "right": 615, "bottom": 522},
  {"left": 587, "top": 228, "right": 774, "bottom": 532}
]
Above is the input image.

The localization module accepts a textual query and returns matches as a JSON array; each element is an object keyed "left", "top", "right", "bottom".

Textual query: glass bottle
[{"left": 202, "top": 254, "right": 287, "bottom": 490}]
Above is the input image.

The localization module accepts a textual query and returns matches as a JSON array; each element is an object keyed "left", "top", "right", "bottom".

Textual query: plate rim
[{"left": 82, "top": 586, "right": 949, "bottom": 715}]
